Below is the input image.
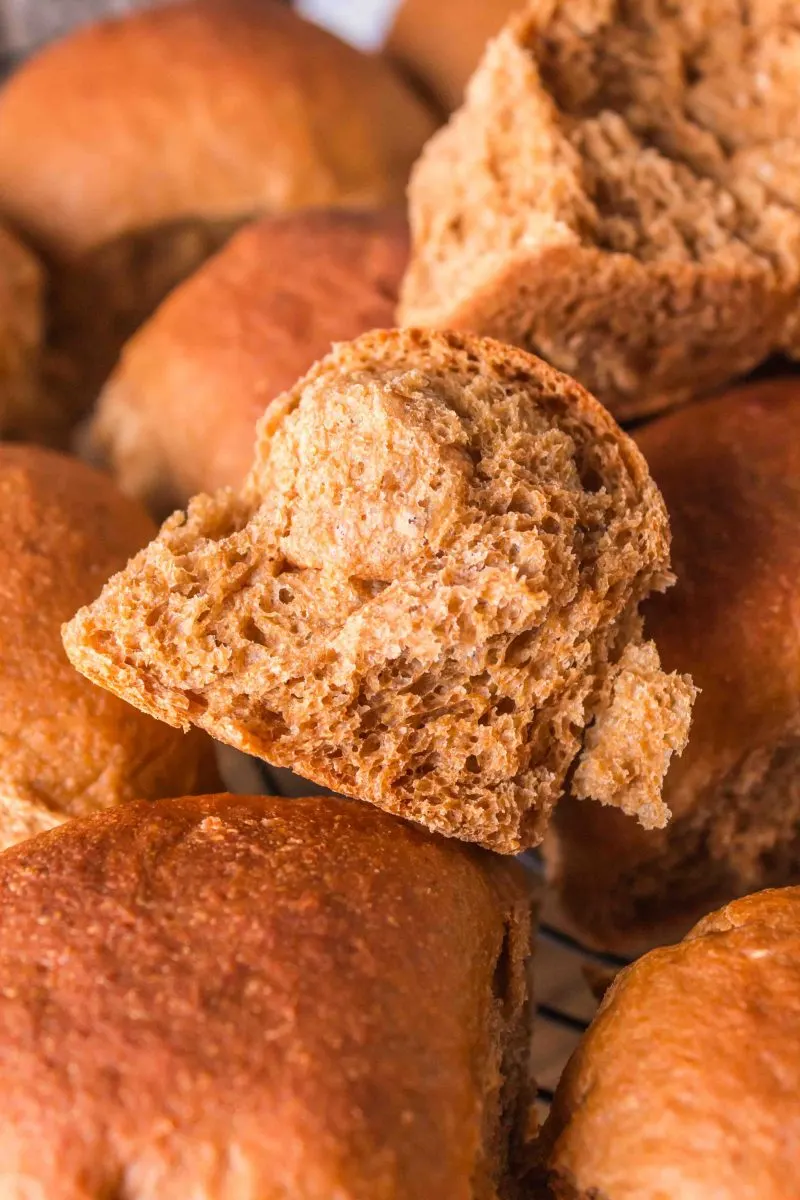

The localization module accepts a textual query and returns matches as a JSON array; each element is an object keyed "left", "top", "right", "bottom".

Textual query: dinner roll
[
  {"left": 86, "top": 209, "right": 409, "bottom": 513},
  {"left": 63, "top": 328, "right": 694, "bottom": 853},
  {"left": 400, "top": 0, "right": 800, "bottom": 419},
  {"left": 0, "top": 0, "right": 434, "bottom": 426},
  {"left": 387, "top": 0, "right": 521, "bottom": 112},
  {"left": 540, "top": 887, "right": 800, "bottom": 1200},
  {"left": 0, "top": 223, "right": 44, "bottom": 439},
  {"left": 0, "top": 793, "right": 537, "bottom": 1196},
  {"left": 0, "top": 444, "right": 216, "bottom": 849},
  {"left": 548, "top": 379, "right": 800, "bottom": 952}
]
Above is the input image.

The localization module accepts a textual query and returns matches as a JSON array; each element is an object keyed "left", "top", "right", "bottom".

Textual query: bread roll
[
  {"left": 0, "top": 222, "right": 43, "bottom": 438},
  {"left": 387, "top": 0, "right": 520, "bottom": 112},
  {"left": 0, "top": 792, "right": 537, "bottom": 1196},
  {"left": 86, "top": 209, "right": 409, "bottom": 513},
  {"left": 540, "top": 887, "right": 800, "bottom": 1200},
  {"left": 0, "top": 444, "right": 216, "bottom": 849},
  {"left": 63, "top": 328, "right": 694, "bottom": 853},
  {"left": 400, "top": 0, "right": 800, "bottom": 419},
  {"left": 0, "top": 0, "right": 435, "bottom": 426},
  {"left": 547, "top": 378, "right": 800, "bottom": 952}
]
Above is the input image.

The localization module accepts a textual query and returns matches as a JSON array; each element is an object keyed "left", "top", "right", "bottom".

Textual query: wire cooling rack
[{"left": 217, "top": 747, "right": 622, "bottom": 1116}]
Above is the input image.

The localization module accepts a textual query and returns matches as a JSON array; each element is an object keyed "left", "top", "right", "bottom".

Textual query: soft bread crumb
[
  {"left": 573, "top": 638, "right": 696, "bottom": 830},
  {"left": 401, "top": 0, "right": 800, "bottom": 418},
  {"left": 62, "top": 329, "right": 693, "bottom": 853}
]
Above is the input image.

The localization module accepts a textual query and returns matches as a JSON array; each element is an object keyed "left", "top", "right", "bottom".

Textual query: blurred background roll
[
  {"left": 0, "top": 444, "right": 217, "bottom": 849},
  {"left": 86, "top": 208, "right": 409, "bottom": 513},
  {"left": 0, "top": 0, "right": 434, "bottom": 432}
]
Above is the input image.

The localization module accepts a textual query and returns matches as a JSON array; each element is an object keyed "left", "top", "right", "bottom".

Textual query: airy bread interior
[
  {"left": 63, "top": 328, "right": 693, "bottom": 852},
  {"left": 401, "top": 0, "right": 800, "bottom": 416}
]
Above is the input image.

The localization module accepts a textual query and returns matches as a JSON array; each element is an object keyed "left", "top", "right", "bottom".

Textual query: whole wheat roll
[
  {"left": 85, "top": 208, "right": 409, "bottom": 514},
  {"left": 64, "top": 328, "right": 695, "bottom": 853},
  {"left": 0, "top": 443, "right": 217, "bottom": 850},
  {"left": 540, "top": 887, "right": 800, "bottom": 1200},
  {"left": 0, "top": 0, "right": 434, "bottom": 426},
  {"left": 0, "top": 792, "right": 537, "bottom": 1196}
]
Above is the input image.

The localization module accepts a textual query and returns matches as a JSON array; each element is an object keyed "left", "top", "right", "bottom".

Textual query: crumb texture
[
  {"left": 541, "top": 887, "right": 800, "bottom": 1200},
  {"left": 0, "top": 793, "right": 535, "bottom": 1198},
  {"left": 63, "top": 328, "right": 692, "bottom": 852},
  {"left": 401, "top": 0, "right": 800, "bottom": 417}
]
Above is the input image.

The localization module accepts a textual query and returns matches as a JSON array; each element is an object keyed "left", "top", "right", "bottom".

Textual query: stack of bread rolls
[{"left": 0, "top": 0, "right": 795, "bottom": 1193}]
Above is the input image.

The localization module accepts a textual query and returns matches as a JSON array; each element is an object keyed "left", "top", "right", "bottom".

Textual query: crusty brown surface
[
  {"left": 0, "top": 445, "right": 217, "bottom": 850},
  {"left": 0, "top": 792, "right": 537, "bottom": 1198},
  {"left": 86, "top": 209, "right": 409, "bottom": 513},
  {"left": 547, "top": 378, "right": 800, "bottom": 953},
  {"left": 64, "top": 328, "right": 693, "bottom": 853},
  {"left": 0, "top": 223, "right": 45, "bottom": 439},
  {"left": 540, "top": 887, "right": 800, "bottom": 1200},
  {"left": 0, "top": 0, "right": 435, "bottom": 423},
  {"left": 386, "top": 0, "right": 520, "bottom": 112},
  {"left": 0, "top": 0, "right": 433, "bottom": 259},
  {"left": 400, "top": 0, "right": 800, "bottom": 419}
]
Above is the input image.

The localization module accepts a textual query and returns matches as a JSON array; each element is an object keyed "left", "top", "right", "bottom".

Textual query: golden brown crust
[
  {"left": 542, "top": 887, "right": 800, "bottom": 1200},
  {"left": 0, "top": 792, "right": 537, "bottom": 1197},
  {"left": 86, "top": 209, "right": 409, "bottom": 513},
  {"left": 0, "top": 0, "right": 434, "bottom": 259},
  {"left": 64, "top": 328, "right": 693, "bottom": 853},
  {"left": 547, "top": 378, "right": 800, "bottom": 952},
  {"left": 0, "top": 0, "right": 435, "bottom": 425},
  {"left": 386, "top": 0, "right": 520, "bottom": 112},
  {"left": 0, "top": 445, "right": 217, "bottom": 850},
  {"left": 400, "top": 0, "right": 800, "bottom": 418},
  {"left": 0, "top": 223, "right": 44, "bottom": 438}
]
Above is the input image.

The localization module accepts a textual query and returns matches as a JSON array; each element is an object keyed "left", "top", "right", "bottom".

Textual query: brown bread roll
[
  {"left": 540, "top": 887, "right": 800, "bottom": 1200},
  {"left": 547, "top": 378, "right": 800, "bottom": 953},
  {"left": 400, "top": 0, "right": 800, "bottom": 419},
  {"left": 0, "top": 443, "right": 216, "bottom": 849},
  {"left": 0, "top": 0, "right": 435, "bottom": 427},
  {"left": 386, "top": 0, "right": 521, "bottom": 112},
  {"left": 0, "top": 222, "right": 43, "bottom": 438},
  {"left": 63, "top": 328, "right": 694, "bottom": 853},
  {"left": 0, "top": 792, "right": 537, "bottom": 1196},
  {"left": 85, "top": 208, "right": 409, "bottom": 514}
]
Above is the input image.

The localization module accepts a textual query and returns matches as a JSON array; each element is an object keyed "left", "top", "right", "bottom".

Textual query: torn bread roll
[
  {"left": 400, "top": 0, "right": 800, "bottom": 419},
  {"left": 63, "top": 328, "right": 694, "bottom": 852}
]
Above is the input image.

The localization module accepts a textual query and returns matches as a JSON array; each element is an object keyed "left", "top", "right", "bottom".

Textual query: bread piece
[
  {"left": 0, "top": 223, "right": 44, "bottom": 438},
  {"left": 539, "top": 887, "right": 800, "bottom": 1200},
  {"left": 0, "top": 792, "right": 537, "bottom": 1197},
  {"left": 547, "top": 379, "right": 800, "bottom": 953},
  {"left": 63, "top": 328, "right": 694, "bottom": 853},
  {"left": 0, "top": 445, "right": 217, "bottom": 850},
  {"left": 85, "top": 209, "right": 409, "bottom": 514},
  {"left": 400, "top": 0, "right": 800, "bottom": 420},
  {"left": 0, "top": 0, "right": 435, "bottom": 427},
  {"left": 386, "top": 0, "right": 521, "bottom": 112}
]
